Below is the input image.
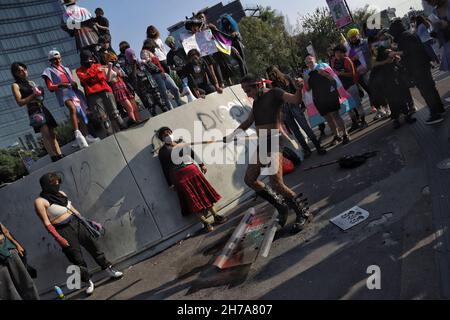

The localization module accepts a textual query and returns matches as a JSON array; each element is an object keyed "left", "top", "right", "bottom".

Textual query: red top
[
  {"left": 76, "top": 64, "right": 112, "bottom": 95},
  {"left": 151, "top": 56, "right": 165, "bottom": 74},
  {"left": 45, "top": 65, "right": 71, "bottom": 92}
]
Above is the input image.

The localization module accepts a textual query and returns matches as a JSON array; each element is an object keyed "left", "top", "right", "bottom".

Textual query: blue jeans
[
  {"left": 153, "top": 73, "right": 183, "bottom": 109},
  {"left": 283, "top": 104, "right": 320, "bottom": 150}
]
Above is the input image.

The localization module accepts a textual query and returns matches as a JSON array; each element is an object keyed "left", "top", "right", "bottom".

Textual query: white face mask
[{"left": 164, "top": 135, "right": 175, "bottom": 144}]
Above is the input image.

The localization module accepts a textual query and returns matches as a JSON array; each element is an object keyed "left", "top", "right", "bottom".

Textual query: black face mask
[
  {"left": 82, "top": 61, "right": 93, "bottom": 68},
  {"left": 39, "top": 174, "right": 68, "bottom": 206},
  {"left": 45, "top": 183, "right": 60, "bottom": 195}
]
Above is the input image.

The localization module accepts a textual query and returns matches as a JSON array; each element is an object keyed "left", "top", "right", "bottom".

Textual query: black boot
[
  {"left": 285, "top": 195, "right": 311, "bottom": 234},
  {"left": 256, "top": 186, "right": 290, "bottom": 227},
  {"left": 314, "top": 142, "right": 327, "bottom": 155},
  {"left": 303, "top": 147, "right": 312, "bottom": 159},
  {"left": 348, "top": 121, "right": 360, "bottom": 133},
  {"left": 405, "top": 114, "right": 417, "bottom": 124}
]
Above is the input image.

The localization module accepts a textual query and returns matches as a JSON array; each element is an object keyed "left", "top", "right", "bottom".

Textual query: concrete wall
[{"left": 0, "top": 86, "right": 293, "bottom": 295}]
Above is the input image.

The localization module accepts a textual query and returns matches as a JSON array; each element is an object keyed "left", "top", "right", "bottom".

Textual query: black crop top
[
  {"left": 252, "top": 88, "right": 285, "bottom": 126},
  {"left": 15, "top": 80, "right": 44, "bottom": 116}
]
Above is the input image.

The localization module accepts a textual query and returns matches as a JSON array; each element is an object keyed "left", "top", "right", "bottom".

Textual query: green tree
[
  {"left": 0, "top": 147, "right": 35, "bottom": 184},
  {"left": 239, "top": 6, "right": 301, "bottom": 76},
  {"left": 296, "top": 7, "right": 341, "bottom": 61},
  {"left": 352, "top": 4, "right": 377, "bottom": 30},
  {"left": 295, "top": 5, "right": 379, "bottom": 61}
]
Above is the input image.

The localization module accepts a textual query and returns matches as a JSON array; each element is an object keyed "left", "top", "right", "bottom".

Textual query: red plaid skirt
[
  {"left": 173, "top": 164, "right": 221, "bottom": 216},
  {"left": 111, "top": 79, "right": 134, "bottom": 104}
]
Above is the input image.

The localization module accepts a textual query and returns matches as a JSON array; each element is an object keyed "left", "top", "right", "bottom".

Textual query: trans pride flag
[{"left": 303, "top": 63, "right": 356, "bottom": 127}]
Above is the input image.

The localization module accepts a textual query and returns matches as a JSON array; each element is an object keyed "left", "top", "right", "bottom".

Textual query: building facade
[{"left": 0, "top": 0, "right": 79, "bottom": 150}]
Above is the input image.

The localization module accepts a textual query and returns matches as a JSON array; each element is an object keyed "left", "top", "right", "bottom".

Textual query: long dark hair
[
  {"left": 146, "top": 25, "right": 160, "bottom": 39},
  {"left": 10, "top": 62, "right": 28, "bottom": 82},
  {"left": 142, "top": 39, "right": 157, "bottom": 53}
]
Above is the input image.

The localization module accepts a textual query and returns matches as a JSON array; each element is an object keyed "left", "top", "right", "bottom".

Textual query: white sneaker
[
  {"left": 86, "top": 135, "right": 100, "bottom": 144},
  {"left": 85, "top": 280, "right": 95, "bottom": 295},
  {"left": 106, "top": 266, "right": 123, "bottom": 279},
  {"left": 75, "top": 130, "right": 89, "bottom": 149}
]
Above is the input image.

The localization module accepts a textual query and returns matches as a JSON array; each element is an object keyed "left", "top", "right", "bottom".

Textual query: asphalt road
[{"left": 70, "top": 70, "right": 450, "bottom": 300}]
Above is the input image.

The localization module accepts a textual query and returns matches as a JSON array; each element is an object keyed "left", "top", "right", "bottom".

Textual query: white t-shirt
[{"left": 154, "top": 38, "right": 168, "bottom": 62}]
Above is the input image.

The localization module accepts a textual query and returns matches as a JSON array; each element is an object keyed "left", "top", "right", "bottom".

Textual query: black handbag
[{"left": 68, "top": 209, "right": 104, "bottom": 239}]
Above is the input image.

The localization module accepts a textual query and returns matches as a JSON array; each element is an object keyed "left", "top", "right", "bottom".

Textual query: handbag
[
  {"left": 68, "top": 208, "right": 104, "bottom": 239},
  {"left": 29, "top": 110, "right": 47, "bottom": 128}
]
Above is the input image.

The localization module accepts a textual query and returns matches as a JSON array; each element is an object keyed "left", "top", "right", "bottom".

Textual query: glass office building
[{"left": 0, "top": 0, "right": 79, "bottom": 150}]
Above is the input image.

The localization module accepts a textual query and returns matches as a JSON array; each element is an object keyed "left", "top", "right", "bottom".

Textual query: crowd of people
[
  {"left": 10, "top": 0, "right": 248, "bottom": 161},
  {"left": 4, "top": 0, "right": 450, "bottom": 300}
]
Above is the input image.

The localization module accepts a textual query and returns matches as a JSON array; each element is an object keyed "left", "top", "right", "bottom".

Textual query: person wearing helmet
[{"left": 42, "top": 50, "right": 99, "bottom": 149}]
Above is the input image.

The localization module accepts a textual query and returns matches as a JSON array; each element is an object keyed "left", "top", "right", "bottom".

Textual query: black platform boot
[
  {"left": 256, "top": 186, "right": 290, "bottom": 227},
  {"left": 285, "top": 194, "right": 311, "bottom": 234}
]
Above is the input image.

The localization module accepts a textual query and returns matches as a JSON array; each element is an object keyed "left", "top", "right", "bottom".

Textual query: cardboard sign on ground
[{"left": 330, "top": 206, "right": 370, "bottom": 231}]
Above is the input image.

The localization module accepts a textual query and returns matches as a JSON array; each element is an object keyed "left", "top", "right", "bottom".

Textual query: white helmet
[{"left": 48, "top": 49, "right": 61, "bottom": 61}]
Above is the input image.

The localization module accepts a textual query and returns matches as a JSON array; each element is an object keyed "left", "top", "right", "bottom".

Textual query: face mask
[
  {"left": 45, "top": 183, "right": 60, "bottom": 195},
  {"left": 164, "top": 135, "right": 174, "bottom": 144}
]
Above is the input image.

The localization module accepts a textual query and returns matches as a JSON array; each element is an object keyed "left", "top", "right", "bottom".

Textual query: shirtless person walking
[{"left": 224, "top": 74, "right": 311, "bottom": 234}]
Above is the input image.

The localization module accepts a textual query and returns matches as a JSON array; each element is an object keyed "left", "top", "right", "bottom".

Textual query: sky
[{"left": 78, "top": 0, "right": 423, "bottom": 51}]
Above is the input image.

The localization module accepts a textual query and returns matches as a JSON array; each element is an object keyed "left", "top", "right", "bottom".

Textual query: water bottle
[{"left": 54, "top": 286, "right": 65, "bottom": 300}]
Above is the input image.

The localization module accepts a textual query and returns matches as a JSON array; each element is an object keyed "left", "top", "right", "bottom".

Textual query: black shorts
[{"left": 315, "top": 99, "right": 341, "bottom": 117}]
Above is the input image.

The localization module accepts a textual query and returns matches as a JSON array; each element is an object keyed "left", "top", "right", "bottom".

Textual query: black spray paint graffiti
[
  {"left": 197, "top": 100, "right": 251, "bottom": 130},
  {"left": 195, "top": 100, "right": 256, "bottom": 164}
]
